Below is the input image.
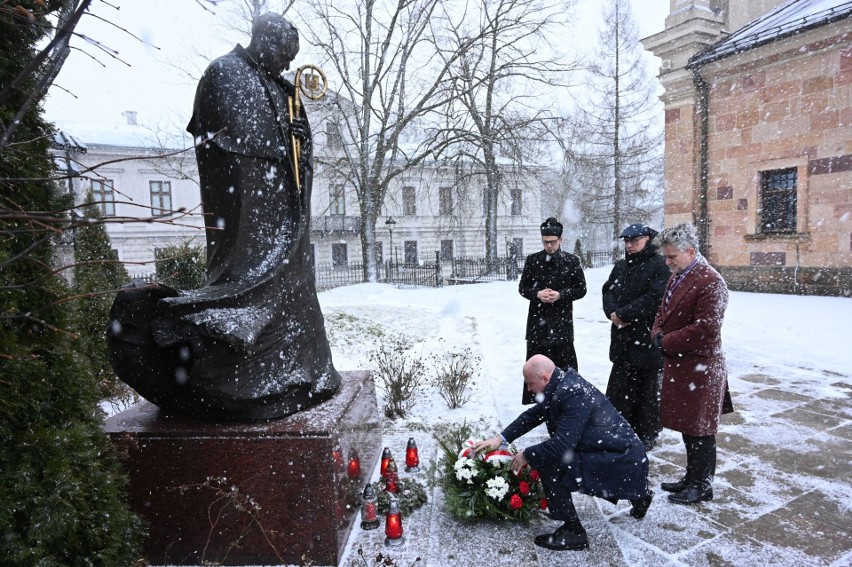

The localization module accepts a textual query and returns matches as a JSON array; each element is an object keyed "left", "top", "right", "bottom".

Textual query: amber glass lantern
[{"left": 384, "top": 458, "right": 399, "bottom": 493}]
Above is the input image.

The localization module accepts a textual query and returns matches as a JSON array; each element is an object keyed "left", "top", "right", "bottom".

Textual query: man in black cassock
[{"left": 517, "top": 217, "right": 586, "bottom": 404}]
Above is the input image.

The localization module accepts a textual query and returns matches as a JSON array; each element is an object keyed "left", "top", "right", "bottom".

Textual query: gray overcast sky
[{"left": 44, "top": 0, "right": 670, "bottom": 133}]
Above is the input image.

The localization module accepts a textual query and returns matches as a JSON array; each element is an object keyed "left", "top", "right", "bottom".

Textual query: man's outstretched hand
[{"left": 474, "top": 436, "right": 502, "bottom": 454}]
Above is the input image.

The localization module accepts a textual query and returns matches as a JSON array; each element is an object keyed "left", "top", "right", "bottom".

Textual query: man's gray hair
[{"left": 657, "top": 222, "right": 700, "bottom": 252}]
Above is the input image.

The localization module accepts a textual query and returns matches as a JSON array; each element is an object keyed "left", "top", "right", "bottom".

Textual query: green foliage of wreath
[
  {"left": 373, "top": 478, "right": 428, "bottom": 517},
  {"left": 437, "top": 424, "right": 545, "bottom": 522}
]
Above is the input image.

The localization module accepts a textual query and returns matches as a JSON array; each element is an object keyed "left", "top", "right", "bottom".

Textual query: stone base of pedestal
[{"left": 105, "top": 371, "right": 381, "bottom": 566}]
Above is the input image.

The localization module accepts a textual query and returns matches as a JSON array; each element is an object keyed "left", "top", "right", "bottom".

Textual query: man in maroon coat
[{"left": 652, "top": 223, "right": 729, "bottom": 505}]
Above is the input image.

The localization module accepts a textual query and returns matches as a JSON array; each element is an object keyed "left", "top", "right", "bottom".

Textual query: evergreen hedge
[{"left": 1, "top": 4, "right": 145, "bottom": 564}]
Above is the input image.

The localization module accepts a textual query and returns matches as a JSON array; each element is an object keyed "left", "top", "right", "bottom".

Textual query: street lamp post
[{"left": 385, "top": 217, "right": 397, "bottom": 283}]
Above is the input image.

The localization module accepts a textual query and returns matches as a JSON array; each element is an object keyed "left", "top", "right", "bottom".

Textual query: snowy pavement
[{"left": 317, "top": 267, "right": 851, "bottom": 567}]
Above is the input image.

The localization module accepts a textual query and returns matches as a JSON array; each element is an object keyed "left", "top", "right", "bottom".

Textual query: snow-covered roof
[
  {"left": 51, "top": 119, "right": 193, "bottom": 151},
  {"left": 689, "top": 0, "right": 852, "bottom": 67},
  {"left": 52, "top": 130, "right": 87, "bottom": 153}
]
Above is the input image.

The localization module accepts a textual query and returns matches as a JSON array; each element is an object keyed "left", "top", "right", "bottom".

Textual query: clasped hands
[
  {"left": 474, "top": 436, "right": 528, "bottom": 472},
  {"left": 537, "top": 288, "right": 560, "bottom": 303}
]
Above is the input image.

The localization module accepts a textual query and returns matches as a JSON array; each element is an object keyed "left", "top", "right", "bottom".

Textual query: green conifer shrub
[
  {"left": 1, "top": 4, "right": 145, "bottom": 564},
  {"left": 71, "top": 199, "right": 135, "bottom": 407},
  {"left": 155, "top": 239, "right": 206, "bottom": 290}
]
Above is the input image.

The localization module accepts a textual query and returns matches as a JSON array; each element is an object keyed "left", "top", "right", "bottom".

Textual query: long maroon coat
[{"left": 652, "top": 261, "right": 728, "bottom": 436}]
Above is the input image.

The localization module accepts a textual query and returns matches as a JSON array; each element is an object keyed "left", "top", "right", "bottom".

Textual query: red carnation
[
  {"left": 539, "top": 498, "right": 549, "bottom": 510},
  {"left": 519, "top": 481, "right": 530, "bottom": 495},
  {"left": 529, "top": 470, "right": 540, "bottom": 482},
  {"left": 510, "top": 494, "right": 523, "bottom": 509}
]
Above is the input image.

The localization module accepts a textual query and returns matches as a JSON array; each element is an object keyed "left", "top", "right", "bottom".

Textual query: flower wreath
[
  {"left": 372, "top": 477, "right": 428, "bottom": 517},
  {"left": 438, "top": 431, "right": 546, "bottom": 522}
]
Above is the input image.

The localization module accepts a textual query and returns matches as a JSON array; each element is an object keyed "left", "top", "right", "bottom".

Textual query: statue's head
[{"left": 249, "top": 13, "right": 300, "bottom": 75}]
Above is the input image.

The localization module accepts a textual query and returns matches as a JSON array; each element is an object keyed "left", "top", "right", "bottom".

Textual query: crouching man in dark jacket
[{"left": 476, "top": 355, "right": 653, "bottom": 551}]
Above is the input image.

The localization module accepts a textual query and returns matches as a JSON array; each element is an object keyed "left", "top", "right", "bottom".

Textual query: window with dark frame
[
  {"left": 149, "top": 180, "right": 172, "bottom": 216},
  {"left": 439, "top": 186, "right": 453, "bottom": 216},
  {"left": 376, "top": 241, "right": 384, "bottom": 265},
  {"left": 440, "top": 239, "right": 453, "bottom": 261},
  {"left": 510, "top": 188, "right": 523, "bottom": 216},
  {"left": 331, "top": 243, "right": 348, "bottom": 267},
  {"left": 329, "top": 185, "right": 345, "bottom": 215},
  {"left": 404, "top": 240, "right": 418, "bottom": 265},
  {"left": 760, "top": 168, "right": 797, "bottom": 234},
  {"left": 326, "top": 121, "right": 342, "bottom": 150},
  {"left": 91, "top": 179, "right": 116, "bottom": 216},
  {"left": 402, "top": 186, "right": 416, "bottom": 215}
]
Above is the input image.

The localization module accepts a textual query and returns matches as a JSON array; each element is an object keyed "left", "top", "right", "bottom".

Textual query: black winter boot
[
  {"left": 534, "top": 522, "right": 589, "bottom": 551},
  {"left": 660, "top": 477, "right": 688, "bottom": 493},
  {"left": 669, "top": 434, "right": 715, "bottom": 504},
  {"left": 629, "top": 491, "right": 654, "bottom": 519},
  {"left": 668, "top": 481, "right": 713, "bottom": 505}
]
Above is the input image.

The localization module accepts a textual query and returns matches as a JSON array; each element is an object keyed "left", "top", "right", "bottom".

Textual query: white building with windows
[
  {"left": 53, "top": 115, "right": 204, "bottom": 280},
  {"left": 54, "top": 109, "right": 544, "bottom": 282}
]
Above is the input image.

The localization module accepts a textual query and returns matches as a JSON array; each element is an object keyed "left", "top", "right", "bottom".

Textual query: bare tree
[
  {"left": 434, "top": 0, "right": 578, "bottom": 265},
  {"left": 303, "top": 0, "right": 489, "bottom": 280},
  {"left": 563, "top": 0, "right": 663, "bottom": 260},
  {"left": 217, "top": 0, "right": 297, "bottom": 37}
]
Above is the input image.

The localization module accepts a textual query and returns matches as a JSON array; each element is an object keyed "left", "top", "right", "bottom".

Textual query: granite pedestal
[{"left": 105, "top": 371, "right": 381, "bottom": 566}]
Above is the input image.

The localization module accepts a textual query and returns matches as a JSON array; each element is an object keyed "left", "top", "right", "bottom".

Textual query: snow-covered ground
[
  {"left": 316, "top": 267, "right": 851, "bottom": 567},
  {"left": 135, "top": 266, "right": 849, "bottom": 566},
  {"left": 321, "top": 267, "right": 849, "bottom": 434}
]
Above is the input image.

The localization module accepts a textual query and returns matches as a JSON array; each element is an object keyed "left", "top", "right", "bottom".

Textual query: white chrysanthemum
[
  {"left": 485, "top": 476, "right": 509, "bottom": 501},
  {"left": 454, "top": 458, "right": 478, "bottom": 483}
]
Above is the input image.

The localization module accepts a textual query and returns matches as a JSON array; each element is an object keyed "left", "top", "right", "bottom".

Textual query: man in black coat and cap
[
  {"left": 476, "top": 355, "right": 653, "bottom": 551},
  {"left": 602, "top": 223, "right": 670, "bottom": 450},
  {"left": 518, "top": 217, "right": 586, "bottom": 404}
]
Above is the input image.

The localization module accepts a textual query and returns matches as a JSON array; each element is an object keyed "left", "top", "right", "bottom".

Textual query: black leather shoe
[
  {"left": 629, "top": 491, "right": 653, "bottom": 519},
  {"left": 533, "top": 523, "right": 589, "bottom": 551},
  {"left": 668, "top": 483, "right": 713, "bottom": 505},
  {"left": 661, "top": 477, "right": 688, "bottom": 493}
]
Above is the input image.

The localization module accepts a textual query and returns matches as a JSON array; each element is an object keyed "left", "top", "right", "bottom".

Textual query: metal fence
[
  {"left": 386, "top": 257, "right": 443, "bottom": 289},
  {"left": 133, "top": 250, "right": 613, "bottom": 293},
  {"left": 313, "top": 249, "right": 614, "bottom": 293},
  {"left": 585, "top": 251, "right": 614, "bottom": 269},
  {"left": 313, "top": 254, "right": 444, "bottom": 292},
  {"left": 448, "top": 256, "right": 520, "bottom": 284},
  {"left": 132, "top": 251, "right": 612, "bottom": 291},
  {"left": 313, "top": 262, "right": 371, "bottom": 292}
]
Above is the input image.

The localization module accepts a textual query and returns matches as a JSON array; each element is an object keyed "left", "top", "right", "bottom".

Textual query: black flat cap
[{"left": 620, "top": 223, "right": 655, "bottom": 239}]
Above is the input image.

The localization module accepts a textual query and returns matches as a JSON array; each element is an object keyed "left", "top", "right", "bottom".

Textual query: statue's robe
[{"left": 108, "top": 45, "right": 340, "bottom": 420}]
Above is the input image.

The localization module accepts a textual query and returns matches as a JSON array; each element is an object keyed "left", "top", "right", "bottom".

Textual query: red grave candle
[
  {"left": 347, "top": 449, "right": 361, "bottom": 480},
  {"left": 405, "top": 437, "right": 420, "bottom": 472},
  {"left": 360, "top": 484, "right": 380, "bottom": 530},
  {"left": 380, "top": 447, "right": 392, "bottom": 478},
  {"left": 384, "top": 498, "right": 404, "bottom": 546}
]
